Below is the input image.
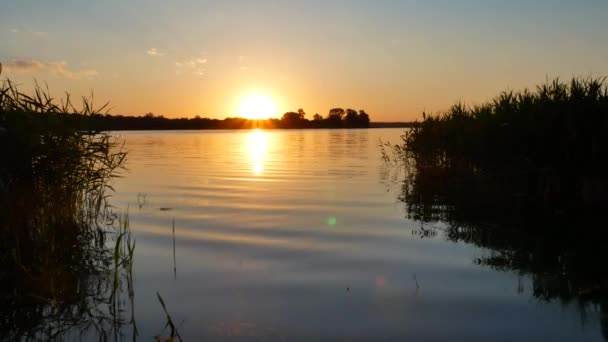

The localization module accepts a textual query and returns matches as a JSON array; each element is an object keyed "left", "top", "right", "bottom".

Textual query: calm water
[{"left": 104, "top": 129, "right": 603, "bottom": 341}]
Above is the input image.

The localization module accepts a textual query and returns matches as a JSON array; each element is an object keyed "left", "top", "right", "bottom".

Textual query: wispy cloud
[
  {"left": 175, "top": 56, "right": 207, "bottom": 76},
  {"left": 2, "top": 60, "right": 98, "bottom": 79},
  {"left": 237, "top": 55, "right": 248, "bottom": 70},
  {"left": 8, "top": 29, "right": 50, "bottom": 37},
  {"left": 146, "top": 48, "right": 165, "bottom": 57}
]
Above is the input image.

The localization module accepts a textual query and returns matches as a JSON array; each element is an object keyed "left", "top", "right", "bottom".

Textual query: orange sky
[{"left": 1, "top": 1, "right": 607, "bottom": 121}]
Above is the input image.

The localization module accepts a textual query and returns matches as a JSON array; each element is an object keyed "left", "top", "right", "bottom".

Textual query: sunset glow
[
  {"left": 239, "top": 95, "right": 277, "bottom": 120},
  {"left": 248, "top": 129, "right": 268, "bottom": 175},
  {"left": 2, "top": 2, "right": 607, "bottom": 121}
]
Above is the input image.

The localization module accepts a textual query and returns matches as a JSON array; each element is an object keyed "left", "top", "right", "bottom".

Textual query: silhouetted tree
[
  {"left": 357, "top": 110, "right": 370, "bottom": 127},
  {"left": 327, "top": 108, "right": 345, "bottom": 127},
  {"left": 313, "top": 113, "right": 322, "bottom": 121},
  {"left": 344, "top": 108, "right": 358, "bottom": 127},
  {"left": 281, "top": 111, "right": 305, "bottom": 128},
  {"left": 297, "top": 108, "right": 306, "bottom": 120}
]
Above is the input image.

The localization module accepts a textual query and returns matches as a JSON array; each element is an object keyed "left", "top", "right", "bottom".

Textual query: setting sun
[{"left": 239, "top": 94, "right": 277, "bottom": 119}]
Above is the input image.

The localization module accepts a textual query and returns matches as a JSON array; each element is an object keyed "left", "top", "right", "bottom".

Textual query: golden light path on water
[
  {"left": 246, "top": 129, "right": 338, "bottom": 228},
  {"left": 248, "top": 129, "right": 268, "bottom": 176},
  {"left": 246, "top": 129, "right": 356, "bottom": 229}
]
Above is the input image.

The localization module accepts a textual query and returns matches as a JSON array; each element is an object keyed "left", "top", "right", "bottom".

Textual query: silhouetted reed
[
  {"left": 0, "top": 77, "right": 134, "bottom": 340},
  {"left": 155, "top": 292, "right": 183, "bottom": 342},
  {"left": 384, "top": 77, "right": 608, "bottom": 214},
  {"left": 383, "top": 77, "right": 608, "bottom": 336}
]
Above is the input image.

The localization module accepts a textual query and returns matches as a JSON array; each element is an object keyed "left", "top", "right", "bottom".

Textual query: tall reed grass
[
  {"left": 0, "top": 76, "right": 133, "bottom": 339},
  {"left": 381, "top": 78, "right": 608, "bottom": 333},
  {"left": 383, "top": 77, "right": 608, "bottom": 216}
]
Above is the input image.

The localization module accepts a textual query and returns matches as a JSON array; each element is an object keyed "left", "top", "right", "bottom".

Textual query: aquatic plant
[
  {"left": 155, "top": 292, "right": 184, "bottom": 342},
  {"left": 382, "top": 77, "right": 608, "bottom": 336},
  {"left": 0, "top": 75, "right": 127, "bottom": 268},
  {"left": 383, "top": 77, "right": 608, "bottom": 216},
  {"left": 0, "top": 75, "right": 134, "bottom": 340}
]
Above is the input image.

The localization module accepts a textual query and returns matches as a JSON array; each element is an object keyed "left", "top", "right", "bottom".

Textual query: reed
[
  {"left": 156, "top": 292, "right": 184, "bottom": 342},
  {"left": 0, "top": 76, "right": 133, "bottom": 339},
  {"left": 0, "top": 77, "right": 126, "bottom": 254},
  {"left": 382, "top": 78, "right": 608, "bottom": 330},
  {"left": 383, "top": 77, "right": 608, "bottom": 215}
]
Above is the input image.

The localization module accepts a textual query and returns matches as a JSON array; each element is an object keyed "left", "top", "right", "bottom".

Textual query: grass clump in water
[
  {"left": 381, "top": 77, "right": 608, "bottom": 335},
  {"left": 383, "top": 77, "right": 608, "bottom": 220},
  {"left": 0, "top": 74, "right": 134, "bottom": 340}
]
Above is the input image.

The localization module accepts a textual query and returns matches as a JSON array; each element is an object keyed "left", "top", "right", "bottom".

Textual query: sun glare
[
  {"left": 248, "top": 129, "right": 268, "bottom": 175},
  {"left": 239, "top": 94, "right": 277, "bottom": 119}
]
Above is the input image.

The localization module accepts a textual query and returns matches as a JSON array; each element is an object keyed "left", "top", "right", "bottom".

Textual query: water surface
[{"left": 108, "top": 129, "right": 603, "bottom": 341}]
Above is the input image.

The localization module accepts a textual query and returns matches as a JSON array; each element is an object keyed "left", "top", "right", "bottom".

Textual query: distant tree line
[
  {"left": 43, "top": 107, "right": 372, "bottom": 131},
  {"left": 280, "top": 107, "right": 370, "bottom": 128}
]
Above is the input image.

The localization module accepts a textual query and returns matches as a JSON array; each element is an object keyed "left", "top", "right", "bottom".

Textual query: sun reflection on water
[{"left": 248, "top": 129, "right": 268, "bottom": 175}]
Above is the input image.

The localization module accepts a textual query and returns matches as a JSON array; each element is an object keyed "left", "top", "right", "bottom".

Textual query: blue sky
[{"left": 1, "top": 1, "right": 607, "bottom": 120}]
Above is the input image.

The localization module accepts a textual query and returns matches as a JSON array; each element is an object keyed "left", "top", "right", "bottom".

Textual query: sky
[{"left": 1, "top": 0, "right": 607, "bottom": 121}]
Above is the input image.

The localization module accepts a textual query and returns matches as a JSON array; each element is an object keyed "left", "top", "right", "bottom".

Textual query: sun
[{"left": 239, "top": 94, "right": 277, "bottom": 119}]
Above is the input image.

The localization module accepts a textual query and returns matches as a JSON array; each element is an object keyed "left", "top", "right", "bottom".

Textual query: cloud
[
  {"left": 237, "top": 55, "right": 248, "bottom": 70},
  {"left": 32, "top": 31, "right": 48, "bottom": 37},
  {"left": 175, "top": 56, "right": 207, "bottom": 76},
  {"left": 146, "top": 48, "right": 165, "bottom": 57},
  {"left": 9, "top": 28, "right": 18, "bottom": 33},
  {"left": 2, "top": 60, "right": 98, "bottom": 79}
]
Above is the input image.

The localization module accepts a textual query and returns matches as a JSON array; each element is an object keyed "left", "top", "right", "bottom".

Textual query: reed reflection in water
[{"left": 108, "top": 128, "right": 604, "bottom": 341}]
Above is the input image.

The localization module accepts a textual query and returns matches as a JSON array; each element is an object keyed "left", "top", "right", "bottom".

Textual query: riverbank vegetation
[
  {"left": 0, "top": 78, "right": 135, "bottom": 339},
  {"left": 383, "top": 77, "right": 608, "bottom": 218},
  {"left": 381, "top": 77, "right": 608, "bottom": 336}
]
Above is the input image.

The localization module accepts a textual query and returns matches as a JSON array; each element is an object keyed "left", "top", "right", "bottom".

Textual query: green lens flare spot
[{"left": 327, "top": 216, "right": 337, "bottom": 226}]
